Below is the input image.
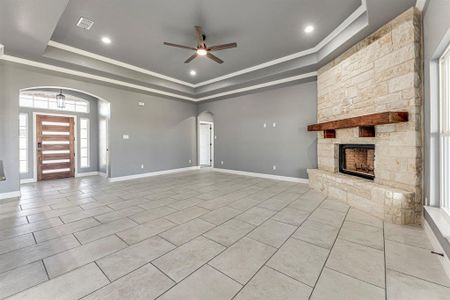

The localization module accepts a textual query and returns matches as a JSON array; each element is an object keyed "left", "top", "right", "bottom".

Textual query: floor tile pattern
[{"left": 0, "top": 170, "right": 449, "bottom": 299}]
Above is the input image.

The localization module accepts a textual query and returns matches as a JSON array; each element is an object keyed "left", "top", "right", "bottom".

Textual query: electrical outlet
[
  {"left": 189, "top": 159, "right": 192, "bottom": 164},
  {"left": 273, "top": 165, "right": 277, "bottom": 170},
  {"left": 221, "top": 161, "right": 224, "bottom": 165},
  {"left": 141, "top": 164, "right": 144, "bottom": 169},
  {"left": 138, "top": 101, "right": 145, "bottom": 106},
  {"left": 123, "top": 134, "right": 129, "bottom": 140},
  {"left": 263, "top": 123, "right": 267, "bottom": 128},
  {"left": 273, "top": 122, "right": 277, "bottom": 127}
]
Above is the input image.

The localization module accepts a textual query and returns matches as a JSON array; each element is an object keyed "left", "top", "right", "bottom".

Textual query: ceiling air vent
[{"left": 76, "top": 17, "right": 94, "bottom": 30}]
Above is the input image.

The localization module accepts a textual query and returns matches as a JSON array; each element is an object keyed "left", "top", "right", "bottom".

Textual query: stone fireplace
[
  {"left": 339, "top": 144, "right": 375, "bottom": 180},
  {"left": 307, "top": 8, "right": 423, "bottom": 225}
]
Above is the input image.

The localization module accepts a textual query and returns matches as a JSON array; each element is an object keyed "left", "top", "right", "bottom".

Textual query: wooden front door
[{"left": 36, "top": 115, "right": 75, "bottom": 181}]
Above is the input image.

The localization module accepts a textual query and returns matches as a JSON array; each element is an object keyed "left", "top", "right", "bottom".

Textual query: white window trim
[
  {"left": 439, "top": 43, "right": 450, "bottom": 216},
  {"left": 19, "top": 113, "right": 28, "bottom": 174},
  {"left": 80, "top": 118, "right": 90, "bottom": 168},
  {"left": 20, "top": 91, "right": 90, "bottom": 113}
]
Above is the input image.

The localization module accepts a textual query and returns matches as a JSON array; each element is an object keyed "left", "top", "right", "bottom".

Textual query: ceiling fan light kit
[{"left": 164, "top": 26, "right": 237, "bottom": 64}]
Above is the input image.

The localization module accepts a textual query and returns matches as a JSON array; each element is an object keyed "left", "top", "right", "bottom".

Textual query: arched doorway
[
  {"left": 198, "top": 111, "right": 214, "bottom": 167},
  {"left": 18, "top": 86, "right": 111, "bottom": 182}
]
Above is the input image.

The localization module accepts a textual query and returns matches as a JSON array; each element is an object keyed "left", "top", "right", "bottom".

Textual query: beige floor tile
[
  {"left": 327, "top": 239, "right": 385, "bottom": 288},
  {"left": 288, "top": 197, "right": 322, "bottom": 212},
  {"left": 210, "top": 237, "right": 276, "bottom": 284},
  {"left": 34, "top": 217, "right": 100, "bottom": 243},
  {"left": 117, "top": 217, "right": 176, "bottom": 245},
  {"left": 97, "top": 236, "right": 175, "bottom": 281},
  {"left": 129, "top": 206, "right": 177, "bottom": 224},
  {"left": 248, "top": 219, "right": 296, "bottom": 248},
  {"left": 75, "top": 218, "right": 137, "bottom": 244},
  {"left": 0, "top": 217, "right": 62, "bottom": 240},
  {"left": 159, "top": 265, "right": 242, "bottom": 300},
  {"left": 203, "top": 219, "right": 255, "bottom": 246},
  {"left": 153, "top": 236, "right": 224, "bottom": 282},
  {"left": 0, "top": 233, "right": 35, "bottom": 255},
  {"left": 292, "top": 219, "right": 339, "bottom": 249},
  {"left": 0, "top": 235, "right": 79, "bottom": 273},
  {"left": 94, "top": 206, "right": 144, "bottom": 223},
  {"left": 159, "top": 218, "right": 215, "bottom": 246},
  {"left": 164, "top": 206, "right": 209, "bottom": 224},
  {"left": 44, "top": 235, "right": 127, "bottom": 278},
  {"left": 235, "top": 266, "right": 312, "bottom": 300},
  {"left": 271, "top": 207, "right": 309, "bottom": 226},
  {"left": 59, "top": 206, "right": 113, "bottom": 223},
  {"left": 387, "top": 269, "right": 450, "bottom": 300},
  {"left": 84, "top": 263, "right": 174, "bottom": 300},
  {"left": 384, "top": 223, "right": 433, "bottom": 249},
  {"left": 346, "top": 208, "right": 383, "bottom": 228},
  {"left": 339, "top": 221, "right": 384, "bottom": 250},
  {"left": 0, "top": 261, "right": 48, "bottom": 298},
  {"left": 8, "top": 263, "right": 108, "bottom": 300},
  {"left": 308, "top": 208, "right": 346, "bottom": 228},
  {"left": 200, "top": 207, "right": 241, "bottom": 225},
  {"left": 267, "top": 238, "right": 328, "bottom": 286},
  {"left": 311, "top": 268, "right": 385, "bottom": 300},
  {"left": 385, "top": 240, "right": 450, "bottom": 287},
  {"left": 319, "top": 199, "right": 350, "bottom": 213},
  {"left": 235, "top": 207, "right": 275, "bottom": 226}
]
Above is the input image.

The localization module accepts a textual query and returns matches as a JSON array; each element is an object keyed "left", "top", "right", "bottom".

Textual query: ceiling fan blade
[
  {"left": 195, "top": 26, "right": 205, "bottom": 48},
  {"left": 163, "top": 42, "right": 196, "bottom": 50},
  {"left": 208, "top": 42, "right": 237, "bottom": 51},
  {"left": 207, "top": 52, "right": 224, "bottom": 64},
  {"left": 184, "top": 53, "right": 198, "bottom": 63}
]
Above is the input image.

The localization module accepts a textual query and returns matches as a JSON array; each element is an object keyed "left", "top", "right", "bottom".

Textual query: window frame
[
  {"left": 19, "top": 113, "right": 28, "bottom": 174},
  {"left": 79, "top": 118, "right": 90, "bottom": 168},
  {"left": 439, "top": 43, "right": 450, "bottom": 215},
  {"left": 20, "top": 91, "right": 90, "bottom": 114}
]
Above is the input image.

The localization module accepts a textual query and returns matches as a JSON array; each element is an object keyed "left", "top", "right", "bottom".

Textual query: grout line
[
  {"left": 383, "top": 221, "right": 388, "bottom": 300},
  {"left": 307, "top": 207, "right": 350, "bottom": 300},
  {"left": 41, "top": 259, "right": 51, "bottom": 280},
  {"left": 94, "top": 261, "right": 112, "bottom": 283}
]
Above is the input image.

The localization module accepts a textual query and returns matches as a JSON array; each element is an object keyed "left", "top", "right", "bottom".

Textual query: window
[
  {"left": 19, "top": 113, "right": 28, "bottom": 174},
  {"left": 80, "top": 118, "right": 90, "bottom": 168},
  {"left": 20, "top": 91, "right": 89, "bottom": 113},
  {"left": 440, "top": 44, "right": 450, "bottom": 214}
]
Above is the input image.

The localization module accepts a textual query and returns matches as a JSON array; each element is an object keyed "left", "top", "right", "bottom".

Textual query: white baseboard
[
  {"left": 212, "top": 168, "right": 309, "bottom": 184},
  {"left": 423, "top": 217, "right": 450, "bottom": 280},
  {"left": 20, "top": 178, "right": 36, "bottom": 184},
  {"left": 76, "top": 171, "right": 100, "bottom": 178},
  {"left": 0, "top": 191, "right": 21, "bottom": 200},
  {"left": 109, "top": 166, "right": 200, "bottom": 183}
]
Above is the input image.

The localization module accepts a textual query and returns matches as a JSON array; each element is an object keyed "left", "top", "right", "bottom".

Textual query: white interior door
[{"left": 199, "top": 123, "right": 212, "bottom": 166}]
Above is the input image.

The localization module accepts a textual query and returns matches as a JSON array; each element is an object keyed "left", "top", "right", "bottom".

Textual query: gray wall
[
  {"left": 19, "top": 89, "right": 100, "bottom": 180},
  {"left": 198, "top": 81, "right": 318, "bottom": 179},
  {"left": 0, "top": 61, "right": 197, "bottom": 194},
  {"left": 423, "top": 0, "right": 450, "bottom": 206}
]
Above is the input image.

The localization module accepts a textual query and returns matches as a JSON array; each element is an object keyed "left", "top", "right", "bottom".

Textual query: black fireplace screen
[{"left": 339, "top": 144, "right": 375, "bottom": 180}]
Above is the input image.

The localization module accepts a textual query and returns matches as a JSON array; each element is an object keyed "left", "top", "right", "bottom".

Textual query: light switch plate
[
  {"left": 123, "top": 134, "right": 130, "bottom": 140},
  {"left": 138, "top": 102, "right": 145, "bottom": 106}
]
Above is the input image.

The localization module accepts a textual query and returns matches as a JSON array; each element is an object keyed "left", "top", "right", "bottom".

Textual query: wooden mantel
[{"left": 307, "top": 112, "right": 408, "bottom": 138}]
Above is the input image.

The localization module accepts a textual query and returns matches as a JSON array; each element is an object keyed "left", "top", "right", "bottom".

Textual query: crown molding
[
  {"left": 0, "top": 53, "right": 316, "bottom": 102},
  {"left": 46, "top": 0, "right": 367, "bottom": 89}
]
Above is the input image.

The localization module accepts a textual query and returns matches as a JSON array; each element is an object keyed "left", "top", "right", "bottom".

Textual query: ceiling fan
[{"left": 163, "top": 26, "right": 237, "bottom": 64}]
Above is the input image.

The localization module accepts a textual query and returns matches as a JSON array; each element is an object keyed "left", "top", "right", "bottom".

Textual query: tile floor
[{"left": 0, "top": 170, "right": 449, "bottom": 299}]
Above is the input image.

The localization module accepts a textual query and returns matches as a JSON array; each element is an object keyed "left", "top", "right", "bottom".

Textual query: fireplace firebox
[{"left": 339, "top": 144, "right": 375, "bottom": 180}]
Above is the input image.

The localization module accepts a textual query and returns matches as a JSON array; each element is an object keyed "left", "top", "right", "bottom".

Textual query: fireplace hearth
[{"left": 339, "top": 144, "right": 375, "bottom": 180}]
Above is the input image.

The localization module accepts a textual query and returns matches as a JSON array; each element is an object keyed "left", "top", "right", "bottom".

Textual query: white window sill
[{"left": 424, "top": 206, "right": 450, "bottom": 244}]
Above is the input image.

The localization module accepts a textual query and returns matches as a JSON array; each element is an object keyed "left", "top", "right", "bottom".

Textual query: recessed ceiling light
[
  {"left": 304, "top": 25, "right": 314, "bottom": 33},
  {"left": 196, "top": 48, "right": 208, "bottom": 56},
  {"left": 190, "top": 70, "right": 197, "bottom": 76},
  {"left": 101, "top": 36, "right": 112, "bottom": 44}
]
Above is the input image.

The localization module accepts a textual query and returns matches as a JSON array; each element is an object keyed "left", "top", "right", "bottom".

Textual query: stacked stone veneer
[{"left": 308, "top": 8, "right": 423, "bottom": 224}]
